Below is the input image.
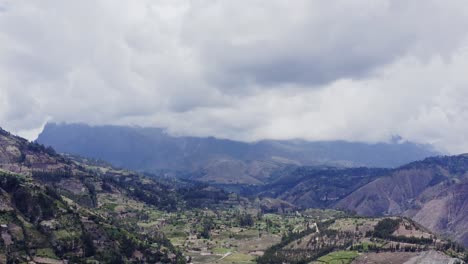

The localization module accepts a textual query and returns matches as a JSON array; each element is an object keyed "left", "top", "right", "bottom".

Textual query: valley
[
  {"left": 4, "top": 2, "right": 468, "bottom": 263},
  {"left": 0, "top": 126, "right": 467, "bottom": 263}
]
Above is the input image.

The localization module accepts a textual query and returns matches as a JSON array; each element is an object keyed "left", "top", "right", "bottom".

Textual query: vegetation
[
  {"left": 258, "top": 217, "right": 466, "bottom": 264},
  {"left": 371, "top": 218, "right": 433, "bottom": 244},
  {"left": 0, "top": 127, "right": 466, "bottom": 263},
  {"left": 0, "top": 170, "right": 186, "bottom": 263},
  {"left": 373, "top": 218, "right": 401, "bottom": 238},
  {"left": 316, "top": 250, "right": 359, "bottom": 264}
]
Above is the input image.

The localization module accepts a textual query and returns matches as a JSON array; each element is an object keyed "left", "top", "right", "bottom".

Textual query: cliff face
[{"left": 335, "top": 155, "right": 468, "bottom": 246}]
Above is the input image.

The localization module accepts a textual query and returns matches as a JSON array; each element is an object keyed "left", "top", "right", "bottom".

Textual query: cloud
[
  {"left": 1, "top": 0, "right": 468, "bottom": 153},
  {"left": 182, "top": 0, "right": 468, "bottom": 88}
]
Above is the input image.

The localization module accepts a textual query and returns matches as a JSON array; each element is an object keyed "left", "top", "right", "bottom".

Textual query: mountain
[
  {"left": 33, "top": 123, "right": 467, "bottom": 248},
  {"left": 0, "top": 127, "right": 188, "bottom": 262},
  {"left": 256, "top": 166, "right": 391, "bottom": 209},
  {"left": 1, "top": 127, "right": 301, "bottom": 262},
  {"left": 334, "top": 155, "right": 468, "bottom": 247},
  {"left": 3, "top": 126, "right": 466, "bottom": 262},
  {"left": 36, "top": 123, "right": 438, "bottom": 183},
  {"left": 218, "top": 155, "right": 468, "bottom": 248}
]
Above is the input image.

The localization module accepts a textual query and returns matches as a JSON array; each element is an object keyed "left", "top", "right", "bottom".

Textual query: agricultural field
[
  {"left": 313, "top": 250, "right": 359, "bottom": 264},
  {"left": 157, "top": 210, "right": 321, "bottom": 263},
  {"left": 91, "top": 193, "right": 468, "bottom": 264},
  {"left": 98, "top": 196, "right": 344, "bottom": 264},
  {"left": 89, "top": 181, "right": 347, "bottom": 264},
  {"left": 257, "top": 216, "right": 467, "bottom": 264}
]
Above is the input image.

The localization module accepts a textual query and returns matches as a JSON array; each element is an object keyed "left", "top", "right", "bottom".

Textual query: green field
[{"left": 315, "top": 251, "right": 359, "bottom": 264}]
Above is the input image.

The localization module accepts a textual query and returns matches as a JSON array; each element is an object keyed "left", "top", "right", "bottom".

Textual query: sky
[{"left": 1, "top": 0, "right": 468, "bottom": 153}]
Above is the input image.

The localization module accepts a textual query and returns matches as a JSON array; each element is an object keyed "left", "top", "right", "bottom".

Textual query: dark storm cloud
[
  {"left": 181, "top": 0, "right": 468, "bottom": 89},
  {"left": 218, "top": 52, "right": 391, "bottom": 88}
]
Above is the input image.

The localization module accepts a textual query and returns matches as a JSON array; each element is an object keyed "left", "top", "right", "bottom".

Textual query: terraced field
[{"left": 313, "top": 251, "right": 359, "bottom": 264}]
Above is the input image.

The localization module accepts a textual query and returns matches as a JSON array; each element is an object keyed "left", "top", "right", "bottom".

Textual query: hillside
[
  {"left": 36, "top": 123, "right": 438, "bottom": 182},
  {"left": 213, "top": 156, "right": 468, "bottom": 248},
  {"left": 258, "top": 216, "right": 466, "bottom": 264},
  {"left": 258, "top": 166, "right": 391, "bottom": 209},
  {"left": 0, "top": 128, "right": 187, "bottom": 263},
  {"left": 0, "top": 127, "right": 301, "bottom": 262},
  {"left": 335, "top": 155, "right": 468, "bottom": 247}
]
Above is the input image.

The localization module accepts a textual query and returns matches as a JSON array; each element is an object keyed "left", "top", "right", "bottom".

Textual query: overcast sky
[{"left": 1, "top": 0, "right": 468, "bottom": 153}]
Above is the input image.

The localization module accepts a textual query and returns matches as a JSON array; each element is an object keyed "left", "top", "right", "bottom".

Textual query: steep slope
[
  {"left": 405, "top": 181, "right": 468, "bottom": 247},
  {"left": 0, "top": 171, "right": 185, "bottom": 263},
  {"left": 260, "top": 166, "right": 391, "bottom": 209},
  {"left": 36, "top": 123, "right": 438, "bottom": 180},
  {"left": 335, "top": 155, "right": 468, "bottom": 246},
  {"left": 0, "top": 128, "right": 185, "bottom": 262}
]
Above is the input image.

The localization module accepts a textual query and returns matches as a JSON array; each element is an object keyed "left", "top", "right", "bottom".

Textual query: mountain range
[
  {"left": 0, "top": 125, "right": 467, "bottom": 263},
  {"left": 37, "top": 123, "right": 438, "bottom": 184},
  {"left": 35, "top": 123, "right": 468, "bottom": 248}
]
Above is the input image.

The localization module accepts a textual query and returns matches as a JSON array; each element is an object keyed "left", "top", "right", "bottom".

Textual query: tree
[
  {"left": 201, "top": 218, "right": 213, "bottom": 239},
  {"left": 82, "top": 232, "right": 95, "bottom": 257},
  {"left": 121, "top": 236, "right": 136, "bottom": 257},
  {"left": 239, "top": 214, "right": 254, "bottom": 227}
]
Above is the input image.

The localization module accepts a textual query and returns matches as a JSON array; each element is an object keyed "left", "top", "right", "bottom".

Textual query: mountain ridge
[
  {"left": 36, "top": 123, "right": 439, "bottom": 184},
  {"left": 334, "top": 154, "right": 468, "bottom": 246}
]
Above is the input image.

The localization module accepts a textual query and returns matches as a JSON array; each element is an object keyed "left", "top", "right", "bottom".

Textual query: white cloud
[{"left": 1, "top": 0, "right": 468, "bottom": 153}]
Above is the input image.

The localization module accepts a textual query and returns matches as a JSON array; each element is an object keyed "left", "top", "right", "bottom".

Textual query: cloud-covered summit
[{"left": 1, "top": 0, "right": 468, "bottom": 153}]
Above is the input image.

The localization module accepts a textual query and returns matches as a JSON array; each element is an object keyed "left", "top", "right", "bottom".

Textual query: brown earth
[{"left": 335, "top": 155, "right": 468, "bottom": 246}]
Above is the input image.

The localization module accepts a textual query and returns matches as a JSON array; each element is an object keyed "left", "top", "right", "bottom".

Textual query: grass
[
  {"left": 222, "top": 252, "right": 255, "bottom": 263},
  {"left": 0, "top": 212, "right": 16, "bottom": 224},
  {"left": 231, "top": 229, "right": 259, "bottom": 239},
  {"left": 358, "top": 241, "right": 383, "bottom": 252},
  {"left": 53, "top": 230, "right": 79, "bottom": 240},
  {"left": 137, "top": 221, "right": 159, "bottom": 228},
  {"left": 35, "top": 248, "right": 59, "bottom": 259},
  {"left": 316, "top": 251, "right": 359, "bottom": 264},
  {"left": 168, "top": 236, "right": 186, "bottom": 246},
  {"left": 212, "top": 247, "right": 231, "bottom": 254},
  {"left": 186, "top": 251, "right": 220, "bottom": 263},
  {"left": 360, "top": 241, "right": 370, "bottom": 251},
  {"left": 101, "top": 203, "right": 118, "bottom": 211}
]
